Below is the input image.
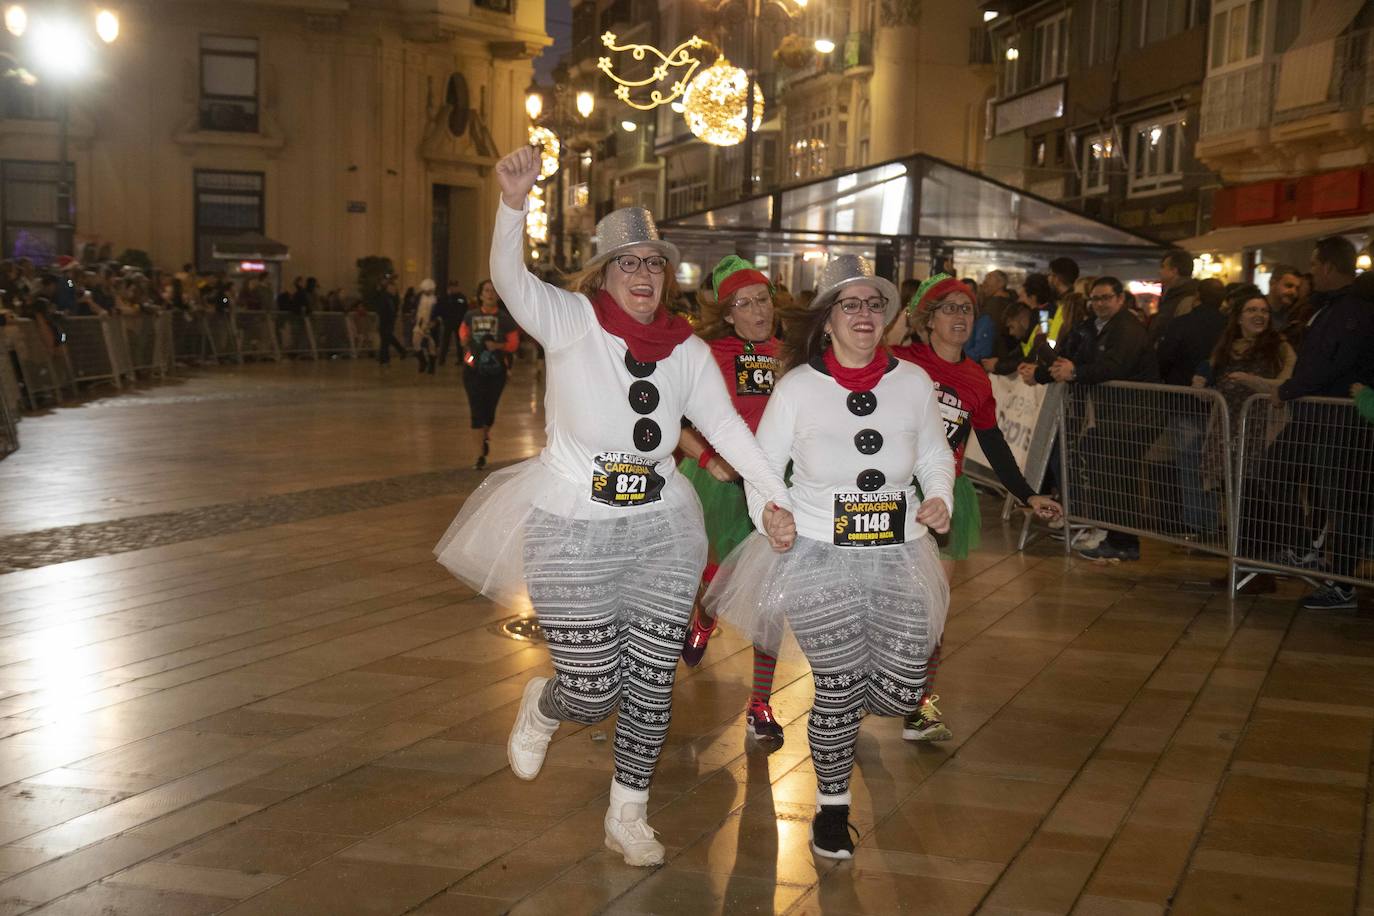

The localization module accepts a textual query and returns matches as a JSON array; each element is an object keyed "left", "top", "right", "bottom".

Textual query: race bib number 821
[
  {"left": 833, "top": 490, "right": 907, "bottom": 547},
  {"left": 591, "top": 452, "right": 665, "bottom": 507}
]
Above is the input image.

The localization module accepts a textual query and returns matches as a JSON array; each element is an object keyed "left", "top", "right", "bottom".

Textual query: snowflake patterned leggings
[
  {"left": 523, "top": 509, "right": 703, "bottom": 790},
  {"left": 785, "top": 543, "right": 942, "bottom": 798}
]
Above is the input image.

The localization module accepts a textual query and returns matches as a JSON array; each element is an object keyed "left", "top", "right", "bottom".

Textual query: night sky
[{"left": 536, "top": 0, "right": 573, "bottom": 83}]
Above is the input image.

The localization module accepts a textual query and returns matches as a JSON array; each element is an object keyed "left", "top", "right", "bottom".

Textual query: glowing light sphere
[
  {"left": 4, "top": 4, "right": 26, "bottom": 37},
  {"left": 95, "top": 9, "right": 119, "bottom": 43},
  {"left": 527, "top": 125, "right": 560, "bottom": 179},
  {"left": 681, "top": 57, "right": 763, "bottom": 148}
]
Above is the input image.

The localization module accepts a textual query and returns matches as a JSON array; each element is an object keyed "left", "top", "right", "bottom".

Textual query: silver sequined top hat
[
  {"left": 587, "top": 207, "right": 681, "bottom": 272},
  {"left": 810, "top": 254, "right": 901, "bottom": 325}
]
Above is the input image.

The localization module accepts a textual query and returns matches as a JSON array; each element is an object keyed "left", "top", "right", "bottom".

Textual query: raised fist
[{"left": 496, "top": 146, "right": 541, "bottom": 209}]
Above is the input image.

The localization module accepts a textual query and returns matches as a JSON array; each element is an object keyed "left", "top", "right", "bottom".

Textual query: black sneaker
[
  {"left": 474, "top": 455, "right": 487, "bottom": 470},
  {"left": 1303, "top": 583, "right": 1356, "bottom": 611},
  {"left": 482, "top": 437, "right": 491, "bottom": 458},
  {"left": 1078, "top": 542, "right": 1140, "bottom": 562},
  {"left": 811, "top": 804, "right": 859, "bottom": 859}
]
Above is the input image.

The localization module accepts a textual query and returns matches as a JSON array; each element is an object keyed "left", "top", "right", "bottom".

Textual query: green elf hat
[
  {"left": 711, "top": 255, "right": 772, "bottom": 303},
  {"left": 909, "top": 272, "right": 967, "bottom": 314}
]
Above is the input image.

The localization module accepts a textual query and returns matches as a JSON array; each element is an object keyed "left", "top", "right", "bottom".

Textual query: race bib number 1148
[{"left": 833, "top": 491, "right": 907, "bottom": 547}]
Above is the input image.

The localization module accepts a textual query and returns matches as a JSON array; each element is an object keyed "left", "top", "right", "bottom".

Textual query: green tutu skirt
[
  {"left": 679, "top": 458, "right": 754, "bottom": 562},
  {"left": 917, "top": 473, "right": 981, "bottom": 561}
]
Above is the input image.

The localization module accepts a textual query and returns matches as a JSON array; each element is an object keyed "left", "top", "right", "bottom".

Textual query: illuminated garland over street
[{"left": 597, "top": 31, "right": 708, "bottom": 111}]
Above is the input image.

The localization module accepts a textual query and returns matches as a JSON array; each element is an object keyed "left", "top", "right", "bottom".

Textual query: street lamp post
[{"left": 3, "top": 4, "right": 121, "bottom": 258}]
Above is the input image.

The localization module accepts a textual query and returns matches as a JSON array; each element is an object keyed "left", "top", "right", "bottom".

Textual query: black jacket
[
  {"left": 1155, "top": 302, "right": 1226, "bottom": 387},
  {"left": 1035, "top": 317, "right": 1097, "bottom": 384},
  {"left": 1075, "top": 309, "right": 1158, "bottom": 385},
  {"left": 1148, "top": 278, "right": 1199, "bottom": 345},
  {"left": 1279, "top": 285, "right": 1374, "bottom": 400}
]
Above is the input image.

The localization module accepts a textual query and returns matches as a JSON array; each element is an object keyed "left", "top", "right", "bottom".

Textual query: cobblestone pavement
[{"left": 0, "top": 465, "right": 485, "bottom": 574}]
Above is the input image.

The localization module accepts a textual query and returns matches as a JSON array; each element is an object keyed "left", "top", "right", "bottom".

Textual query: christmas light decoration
[
  {"left": 681, "top": 57, "right": 762, "bottom": 147},
  {"left": 527, "top": 125, "right": 560, "bottom": 179},
  {"left": 597, "top": 31, "right": 707, "bottom": 111},
  {"left": 526, "top": 184, "right": 548, "bottom": 244}
]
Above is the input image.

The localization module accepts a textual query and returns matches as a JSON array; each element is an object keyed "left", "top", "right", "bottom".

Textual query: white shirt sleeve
[
  {"left": 683, "top": 346, "right": 793, "bottom": 519},
  {"left": 489, "top": 200, "right": 593, "bottom": 350},
  {"left": 740, "top": 376, "right": 800, "bottom": 531},
  {"left": 911, "top": 381, "right": 956, "bottom": 514}
]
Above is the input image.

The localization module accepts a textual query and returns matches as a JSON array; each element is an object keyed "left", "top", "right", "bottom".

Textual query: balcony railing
[
  {"left": 1272, "top": 27, "right": 1370, "bottom": 124},
  {"left": 843, "top": 32, "right": 873, "bottom": 71},
  {"left": 1200, "top": 62, "right": 1275, "bottom": 137},
  {"left": 1201, "top": 27, "right": 1371, "bottom": 138}
]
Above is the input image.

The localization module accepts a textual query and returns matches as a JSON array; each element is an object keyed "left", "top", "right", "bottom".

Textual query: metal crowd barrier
[
  {"left": 64, "top": 316, "right": 130, "bottom": 389},
  {"left": 310, "top": 313, "right": 354, "bottom": 358},
  {"left": 1230, "top": 394, "right": 1374, "bottom": 593},
  {"left": 1058, "top": 380, "right": 1234, "bottom": 558},
  {"left": 0, "top": 335, "right": 19, "bottom": 457},
  {"left": 3, "top": 319, "right": 68, "bottom": 407},
  {"left": 275, "top": 312, "right": 317, "bottom": 359},
  {"left": 170, "top": 311, "right": 220, "bottom": 364},
  {"left": 115, "top": 312, "right": 173, "bottom": 379},
  {"left": 349, "top": 312, "right": 379, "bottom": 356},
  {"left": 234, "top": 310, "right": 280, "bottom": 361}
]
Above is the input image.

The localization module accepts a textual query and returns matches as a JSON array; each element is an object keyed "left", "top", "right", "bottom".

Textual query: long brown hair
[
  {"left": 782, "top": 305, "right": 831, "bottom": 372},
  {"left": 563, "top": 259, "right": 681, "bottom": 310},
  {"left": 1210, "top": 285, "right": 1285, "bottom": 377}
]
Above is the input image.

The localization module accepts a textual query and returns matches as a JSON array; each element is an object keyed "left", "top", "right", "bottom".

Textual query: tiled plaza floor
[{"left": 0, "top": 359, "right": 1372, "bottom": 915}]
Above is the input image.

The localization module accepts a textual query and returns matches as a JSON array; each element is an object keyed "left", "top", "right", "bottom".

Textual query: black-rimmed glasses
[
  {"left": 836, "top": 297, "right": 888, "bottom": 315},
  {"left": 611, "top": 254, "right": 668, "bottom": 275}
]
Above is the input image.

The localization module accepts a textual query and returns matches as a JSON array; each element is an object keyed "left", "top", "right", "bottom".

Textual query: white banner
[{"left": 965, "top": 373, "right": 1048, "bottom": 474}]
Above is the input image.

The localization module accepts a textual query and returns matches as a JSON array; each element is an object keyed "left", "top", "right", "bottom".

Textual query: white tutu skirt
[
  {"left": 433, "top": 456, "right": 707, "bottom": 610},
  {"left": 703, "top": 532, "right": 949, "bottom": 658}
]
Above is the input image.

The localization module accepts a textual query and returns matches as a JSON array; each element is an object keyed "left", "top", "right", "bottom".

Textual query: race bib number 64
[
  {"left": 833, "top": 490, "right": 907, "bottom": 547},
  {"left": 592, "top": 452, "right": 665, "bottom": 507},
  {"left": 734, "top": 353, "right": 779, "bottom": 396}
]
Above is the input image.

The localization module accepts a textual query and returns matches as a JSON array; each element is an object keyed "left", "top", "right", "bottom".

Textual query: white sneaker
[
  {"left": 507, "top": 676, "right": 558, "bottom": 780},
  {"left": 604, "top": 782, "right": 664, "bottom": 866}
]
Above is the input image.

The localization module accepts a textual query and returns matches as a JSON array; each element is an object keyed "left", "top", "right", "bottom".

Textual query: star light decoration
[
  {"left": 682, "top": 57, "right": 763, "bottom": 147},
  {"left": 597, "top": 31, "right": 708, "bottom": 111}
]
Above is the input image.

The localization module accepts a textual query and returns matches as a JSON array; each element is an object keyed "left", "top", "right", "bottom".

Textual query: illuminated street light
[
  {"left": 31, "top": 19, "right": 93, "bottom": 79},
  {"left": 525, "top": 85, "right": 543, "bottom": 121},
  {"left": 575, "top": 90, "right": 594, "bottom": 118},
  {"left": 4, "top": 4, "right": 25, "bottom": 37},
  {"left": 983, "top": 10, "right": 998, "bottom": 21},
  {"left": 814, "top": 37, "right": 835, "bottom": 54},
  {"left": 1004, "top": 46, "right": 1019, "bottom": 61},
  {"left": 95, "top": 9, "right": 119, "bottom": 44},
  {"left": 620, "top": 119, "right": 637, "bottom": 132}
]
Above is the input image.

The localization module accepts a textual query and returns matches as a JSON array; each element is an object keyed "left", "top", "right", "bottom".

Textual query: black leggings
[{"left": 463, "top": 367, "right": 507, "bottom": 429}]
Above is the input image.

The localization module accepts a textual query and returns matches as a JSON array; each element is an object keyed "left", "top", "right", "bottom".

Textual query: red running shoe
[
  {"left": 680, "top": 612, "right": 716, "bottom": 667},
  {"left": 746, "top": 698, "right": 784, "bottom": 751}
]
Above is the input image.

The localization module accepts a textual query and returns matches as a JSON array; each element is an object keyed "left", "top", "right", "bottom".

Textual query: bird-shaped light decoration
[
  {"left": 597, "top": 31, "right": 708, "bottom": 111},
  {"left": 682, "top": 57, "right": 763, "bottom": 147}
]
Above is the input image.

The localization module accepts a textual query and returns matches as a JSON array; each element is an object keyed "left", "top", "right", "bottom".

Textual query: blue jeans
[{"left": 1172, "top": 414, "right": 1219, "bottom": 534}]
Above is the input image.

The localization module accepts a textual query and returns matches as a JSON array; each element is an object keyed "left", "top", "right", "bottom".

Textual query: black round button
[
  {"left": 624, "top": 352, "right": 657, "bottom": 378},
  {"left": 846, "top": 391, "right": 877, "bottom": 416},
  {"left": 856, "top": 469, "right": 886, "bottom": 491},
  {"left": 628, "top": 380, "right": 660, "bottom": 415},
  {"left": 854, "top": 428, "right": 884, "bottom": 455},
  {"left": 633, "top": 418, "right": 662, "bottom": 451}
]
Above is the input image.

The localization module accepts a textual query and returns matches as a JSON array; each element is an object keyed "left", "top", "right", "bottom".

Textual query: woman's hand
[
  {"left": 496, "top": 146, "right": 541, "bottom": 209},
  {"left": 1352, "top": 382, "right": 1366, "bottom": 398},
  {"left": 917, "top": 497, "right": 950, "bottom": 534},
  {"left": 1190, "top": 374, "right": 1207, "bottom": 388},
  {"left": 1027, "top": 495, "right": 1062, "bottom": 521},
  {"left": 705, "top": 455, "right": 738, "bottom": 483},
  {"left": 762, "top": 502, "right": 796, "bottom": 552}
]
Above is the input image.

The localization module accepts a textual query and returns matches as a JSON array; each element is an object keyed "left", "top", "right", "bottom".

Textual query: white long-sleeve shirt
[
  {"left": 489, "top": 200, "right": 791, "bottom": 518},
  {"left": 745, "top": 359, "right": 955, "bottom": 543}
]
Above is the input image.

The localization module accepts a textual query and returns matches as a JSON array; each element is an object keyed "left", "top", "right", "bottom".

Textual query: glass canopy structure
[{"left": 659, "top": 155, "right": 1167, "bottom": 290}]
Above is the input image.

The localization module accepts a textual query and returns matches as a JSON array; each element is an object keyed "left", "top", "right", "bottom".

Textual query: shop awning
[
  {"left": 211, "top": 234, "right": 291, "bottom": 261},
  {"left": 1177, "top": 214, "right": 1372, "bottom": 253}
]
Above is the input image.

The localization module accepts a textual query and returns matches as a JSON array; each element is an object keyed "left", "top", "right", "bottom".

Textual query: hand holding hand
[
  {"left": 763, "top": 502, "right": 796, "bottom": 552},
  {"left": 917, "top": 497, "right": 950, "bottom": 534},
  {"left": 1027, "top": 495, "right": 1062, "bottom": 521},
  {"left": 1017, "top": 362, "right": 1037, "bottom": 386},
  {"left": 1049, "top": 358, "right": 1075, "bottom": 383},
  {"left": 705, "top": 455, "right": 738, "bottom": 483},
  {"left": 496, "top": 146, "right": 541, "bottom": 209}
]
